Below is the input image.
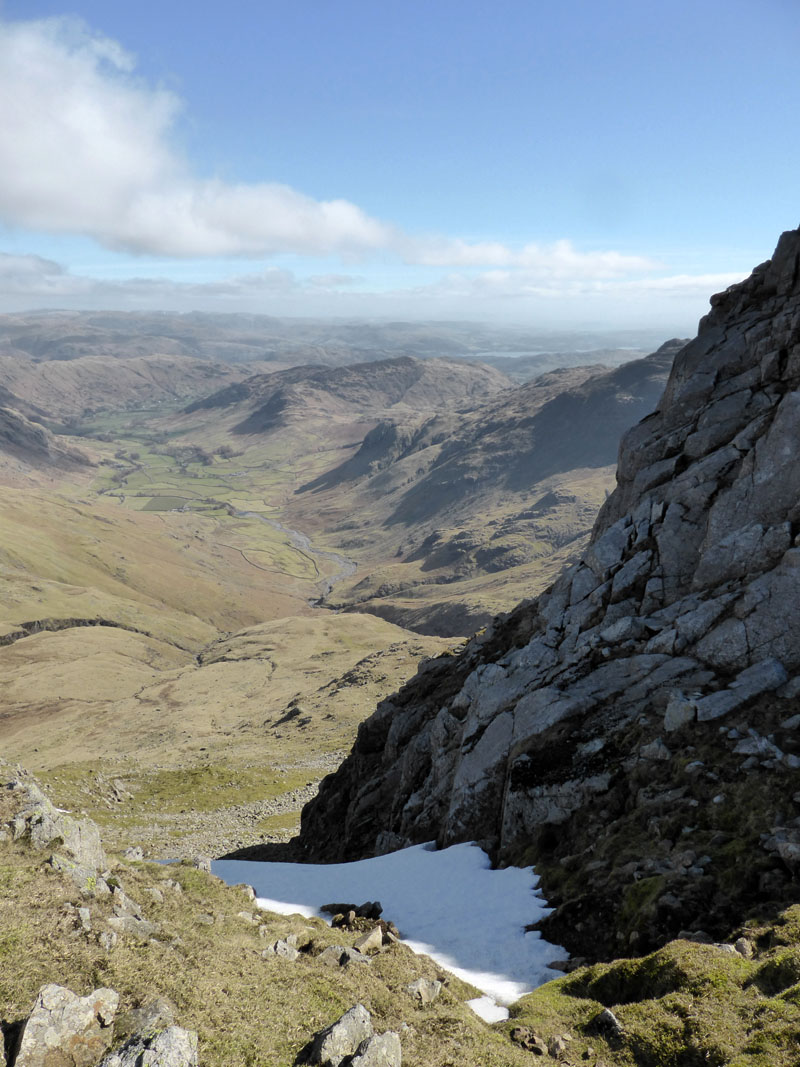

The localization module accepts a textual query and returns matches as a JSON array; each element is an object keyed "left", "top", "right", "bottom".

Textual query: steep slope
[
  {"left": 295, "top": 344, "right": 682, "bottom": 633},
  {"left": 185, "top": 355, "right": 512, "bottom": 433},
  {"left": 299, "top": 227, "right": 800, "bottom": 959},
  {"left": 297, "top": 362, "right": 613, "bottom": 497},
  {"left": 0, "top": 382, "right": 92, "bottom": 483},
  {"left": 0, "top": 405, "right": 90, "bottom": 477},
  {"left": 0, "top": 352, "right": 252, "bottom": 421}
]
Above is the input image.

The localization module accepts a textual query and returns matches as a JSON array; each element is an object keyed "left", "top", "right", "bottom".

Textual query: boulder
[
  {"left": 352, "top": 927, "right": 383, "bottom": 954},
  {"left": 13, "top": 984, "right": 119, "bottom": 1067},
  {"left": 664, "top": 692, "right": 697, "bottom": 732},
  {"left": 405, "top": 978, "right": 442, "bottom": 1005},
  {"left": 273, "top": 939, "right": 300, "bottom": 960},
  {"left": 588, "top": 1007, "right": 624, "bottom": 1040},
  {"left": 348, "top": 1032, "right": 401, "bottom": 1067},
  {"left": 98, "top": 1026, "right": 198, "bottom": 1066},
  {"left": 7, "top": 779, "right": 108, "bottom": 885},
  {"left": 113, "top": 997, "right": 176, "bottom": 1044},
  {"left": 106, "top": 915, "right": 160, "bottom": 940},
  {"left": 318, "top": 946, "right": 371, "bottom": 968},
  {"left": 300, "top": 1004, "right": 373, "bottom": 1067}
]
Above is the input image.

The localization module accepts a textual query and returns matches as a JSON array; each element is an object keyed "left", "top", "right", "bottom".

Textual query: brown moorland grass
[
  {"left": 0, "top": 807, "right": 534, "bottom": 1067},
  {"left": 0, "top": 612, "right": 455, "bottom": 856}
]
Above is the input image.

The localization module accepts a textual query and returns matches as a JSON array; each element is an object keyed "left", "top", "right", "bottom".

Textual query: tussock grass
[
  {"left": 0, "top": 827, "right": 533, "bottom": 1067},
  {"left": 510, "top": 929, "right": 800, "bottom": 1066}
]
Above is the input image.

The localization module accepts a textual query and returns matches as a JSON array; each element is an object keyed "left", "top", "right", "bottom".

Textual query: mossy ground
[{"left": 509, "top": 932, "right": 800, "bottom": 1066}]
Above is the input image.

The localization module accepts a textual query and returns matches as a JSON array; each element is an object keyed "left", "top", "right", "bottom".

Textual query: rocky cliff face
[
  {"left": 0, "top": 404, "right": 90, "bottom": 471},
  {"left": 299, "top": 227, "right": 800, "bottom": 960}
]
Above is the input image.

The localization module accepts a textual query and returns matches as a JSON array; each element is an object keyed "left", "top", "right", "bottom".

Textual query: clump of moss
[
  {"left": 510, "top": 934, "right": 800, "bottom": 1067},
  {"left": 564, "top": 940, "right": 752, "bottom": 1005},
  {"left": 749, "top": 949, "right": 800, "bottom": 995}
]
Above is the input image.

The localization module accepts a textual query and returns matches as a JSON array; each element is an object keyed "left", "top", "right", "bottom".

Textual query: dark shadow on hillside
[
  {"left": 232, "top": 393, "right": 290, "bottom": 434},
  {"left": 218, "top": 838, "right": 307, "bottom": 863},
  {"left": 295, "top": 446, "right": 378, "bottom": 495},
  {"left": 296, "top": 419, "right": 427, "bottom": 495}
]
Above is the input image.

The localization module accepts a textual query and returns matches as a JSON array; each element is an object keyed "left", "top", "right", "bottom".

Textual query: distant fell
[
  {"left": 300, "top": 342, "right": 684, "bottom": 634},
  {"left": 186, "top": 356, "right": 513, "bottom": 434}
]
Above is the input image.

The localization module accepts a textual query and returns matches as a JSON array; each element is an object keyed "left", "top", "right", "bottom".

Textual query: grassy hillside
[
  {"left": 5, "top": 770, "right": 800, "bottom": 1067},
  {"left": 0, "top": 343, "right": 677, "bottom": 857},
  {"left": 287, "top": 346, "right": 681, "bottom": 633},
  {"left": 0, "top": 774, "right": 529, "bottom": 1067}
]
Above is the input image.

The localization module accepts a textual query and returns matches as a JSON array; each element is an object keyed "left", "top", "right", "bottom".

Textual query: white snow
[
  {"left": 466, "top": 996, "right": 511, "bottom": 1023},
  {"left": 213, "top": 841, "right": 566, "bottom": 1021}
]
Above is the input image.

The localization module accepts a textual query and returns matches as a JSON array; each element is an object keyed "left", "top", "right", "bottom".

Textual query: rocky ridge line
[{"left": 299, "top": 226, "right": 800, "bottom": 959}]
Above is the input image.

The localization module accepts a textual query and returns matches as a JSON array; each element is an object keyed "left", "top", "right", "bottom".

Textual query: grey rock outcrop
[
  {"left": 405, "top": 978, "right": 442, "bottom": 1005},
  {"left": 317, "top": 945, "right": 371, "bottom": 967},
  {"left": 97, "top": 1026, "right": 198, "bottom": 1067},
  {"left": 262, "top": 937, "right": 300, "bottom": 960},
  {"left": 299, "top": 1004, "right": 373, "bottom": 1066},
  {"left": 6, "top": 778, "right": 108, "bottom": 892},
  {"left": 347, "top": 1032, "right": 401, "bottom": 1067},
  {"left": 300, "top": 227, "right": 800, "bottom": 957},
  {"left": 13, "top": 984, "right": 118, "bottom": 1067},
  {"left": 10, "top": 982, "right": 196, "bottom": 1067},
  {"left": 112, "top": 998, "right": 176, "bottom": 1044},
  {"left": 297, "top": 1005, "right": 401, "bottom": 1067}
]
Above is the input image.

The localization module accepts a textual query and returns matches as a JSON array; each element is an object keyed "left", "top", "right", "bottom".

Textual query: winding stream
[{"left": 236, "top": 510, "right": 357, "bottom": 602}]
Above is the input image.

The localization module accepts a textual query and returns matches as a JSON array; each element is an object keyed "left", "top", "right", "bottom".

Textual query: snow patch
[
  {"left": 467, "top": 996, "right": 510, "bottom": 1023},
  {"left": 213, "top": 841, "right": 565, "bottom": 1016}
]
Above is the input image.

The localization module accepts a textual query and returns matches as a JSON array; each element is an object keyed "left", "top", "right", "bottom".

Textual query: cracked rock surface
[{"left": 299, "top": 227, "right": 800, "bottom": 959}]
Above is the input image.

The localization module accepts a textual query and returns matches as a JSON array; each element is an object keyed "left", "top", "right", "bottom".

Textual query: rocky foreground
[
  {"left": 299, "top": 227, "right": 800, "bottom": 961},
  {"left": 11, "top": 767, "right": 800, "bottom": 1065},
  {"left": 0, "top": 768, "right": 538, "bottom": 1067}
]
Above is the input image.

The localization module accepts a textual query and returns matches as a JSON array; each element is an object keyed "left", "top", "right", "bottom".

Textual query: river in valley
[{"left": 236, "top": 510, "right": 357, "bottom": 602}]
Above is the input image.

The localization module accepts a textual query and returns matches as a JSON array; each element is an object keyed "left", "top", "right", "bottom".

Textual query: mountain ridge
[
  {"left": 299, "top": 343, "right": 683, "bottom": 634},
  {"left": 298, "top": 226, "right": 800, "bottom": 960},
  {"left": 185, "top": 355, "right": 513, "bottom": 433}
]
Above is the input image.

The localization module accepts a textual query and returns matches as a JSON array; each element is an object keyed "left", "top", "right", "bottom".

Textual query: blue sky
[{"left": 0, "top": 0, "right": 798, "bottom": 329}]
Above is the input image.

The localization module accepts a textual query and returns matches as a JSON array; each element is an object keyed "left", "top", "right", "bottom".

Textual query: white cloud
[
  {"left": 404, "top": 236, "right": 657, "bottom": 275},
  {"left": 308, "top": 273, "right": 364, "bottom": 288},
  {"left": 0, "top": 252, "right": 355, "bottom": 309},
  {"left": 608, "top": 272, "right": 746, "bottom": 295},
  {"left": 0, "top": 253, "right": 64, "bottom": 286},
  {"left": 0, "top": 250, "right": 749, "bottom": 330},
  {"left": 0, "top": 15, "right": 668, "bottom": 280},
  {"left": 0, "top": 12, "right": 750, "bottom": 330},
  {"left": 0, "top": 17, "right": 393, "bottom": 258},
  {"left": 407, "top": 268, "right": 748, "bottom": 304}
]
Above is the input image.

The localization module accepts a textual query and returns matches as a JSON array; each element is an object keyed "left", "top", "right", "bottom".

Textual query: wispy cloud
[
  {"left": 0, "top": 251, "right": 747, "bottom": 329},
  {"left": 0, "top": 252, "right": 355, "bottom": 307},
  {"left": 411, "top": 269, "right": 747, "bottom": 301},
  {"left": 402, "top": 237, "right": 657, "bottom": 275}
]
